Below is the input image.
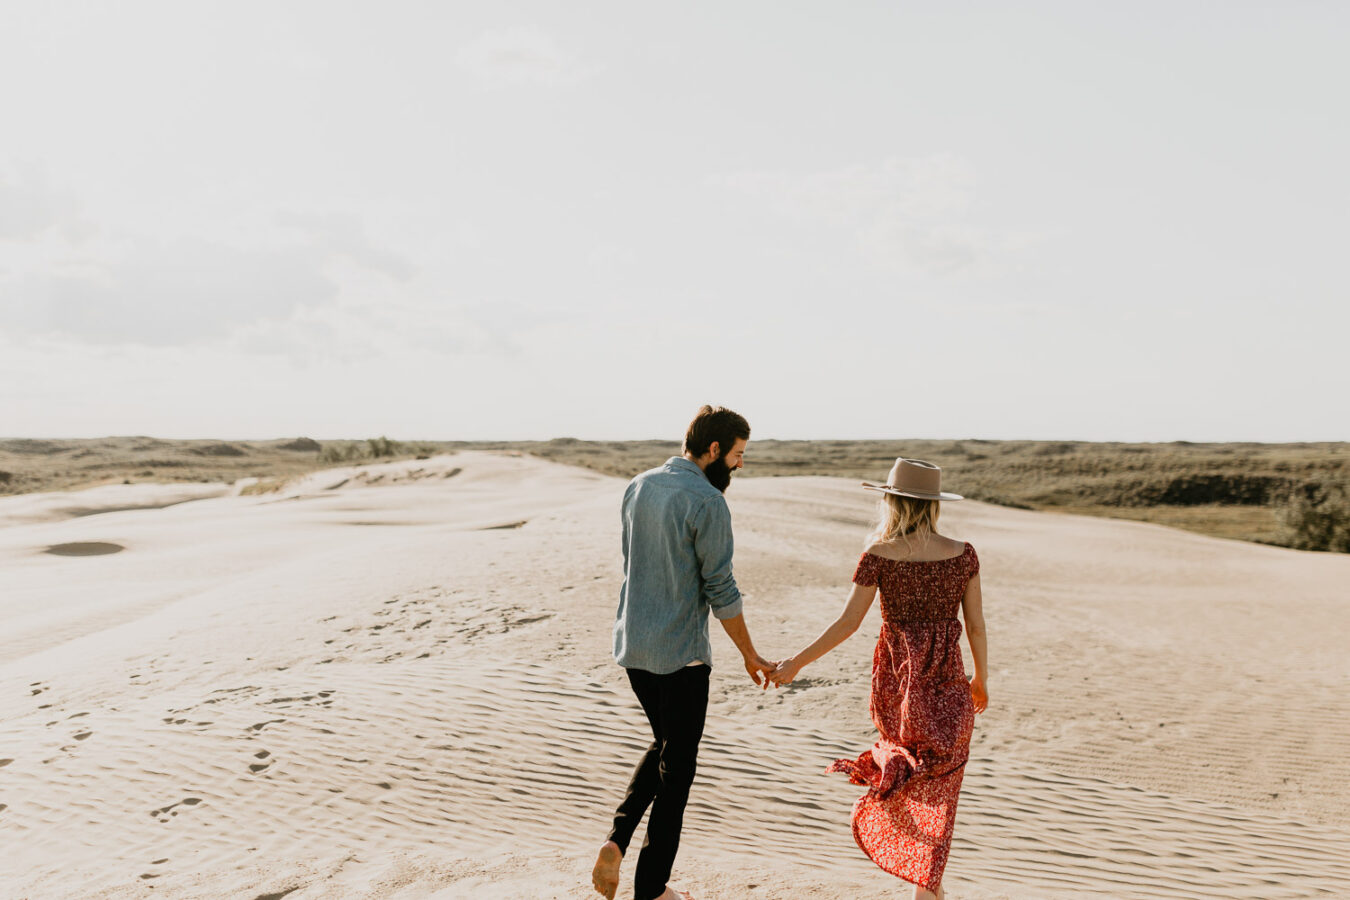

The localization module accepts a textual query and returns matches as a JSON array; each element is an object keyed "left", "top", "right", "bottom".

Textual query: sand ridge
[{"left": 1, "top": 452, "right": 1348, "bottom": 898}]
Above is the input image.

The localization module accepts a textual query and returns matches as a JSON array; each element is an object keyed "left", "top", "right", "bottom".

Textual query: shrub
[
  {"left": 971, "top": 492, "right": 1033, "bottom": 510},
  {"left": 367, "top": 436, "right": 402, "bottom": 458},
  {"left": 189, "top": 442, "right": 247, "bottom": 457},
  {"left": 1277, "top": 481, "right": 1350, "bottom": 552},
  {"left": 319, "top": 442, "right": 364, "bottom": 463}
]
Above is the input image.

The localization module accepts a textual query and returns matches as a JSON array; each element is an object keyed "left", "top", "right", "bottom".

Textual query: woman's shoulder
[{"left": 864, "top": 534, "right": 970, "bottom": 562}]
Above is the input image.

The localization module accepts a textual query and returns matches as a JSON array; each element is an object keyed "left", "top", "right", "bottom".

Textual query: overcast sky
[{"left": 1, "top": 2, "right": 1346, "bottom": 442}]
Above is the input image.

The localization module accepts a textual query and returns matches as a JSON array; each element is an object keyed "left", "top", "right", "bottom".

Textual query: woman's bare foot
[
  {"left": 591, "top": 841, "right": 621, "bottom": 899},
  {"left": 913, "top": 883, "right": 942, "bottom": 900},
  {"left": 655, "top": 888, "right": 694, "bottom": 900}
]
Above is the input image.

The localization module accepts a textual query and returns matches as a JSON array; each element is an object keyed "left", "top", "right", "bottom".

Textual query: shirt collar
[{"left": 665, "top": 456, "right": 705, "bottom": 476}]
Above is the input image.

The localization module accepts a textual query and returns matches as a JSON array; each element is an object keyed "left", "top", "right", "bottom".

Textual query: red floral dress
[{"left": 827, "top": 542, "right": 979, "bottom": 893}]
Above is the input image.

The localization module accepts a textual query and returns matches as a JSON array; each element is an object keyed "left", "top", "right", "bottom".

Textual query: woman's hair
[{"left": 868, "top": 493, "right": 940, "bottom": 550}]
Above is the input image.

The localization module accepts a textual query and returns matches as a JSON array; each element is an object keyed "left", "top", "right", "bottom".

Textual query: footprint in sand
[
  {"left": 249, "top": 749, "right": 273, "bottom": 773},
  {"left": 150, "top": 797, "right": 202, "bottom": 822},
  {"left": 247, "top": 719, "right": 286, "bottom": 733},
  {"left": 44, "top": 541, "right": 124, "bottom": 557},
  {"left": 252, "top": 887, "right": 301, "bottom": 900}
]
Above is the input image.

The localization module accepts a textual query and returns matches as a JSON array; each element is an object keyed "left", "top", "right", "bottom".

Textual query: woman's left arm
[{"left": 770, "top": 583, "right": 877, "bottom": 685}]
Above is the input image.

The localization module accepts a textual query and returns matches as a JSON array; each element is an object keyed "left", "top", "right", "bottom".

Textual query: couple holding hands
[{"left": 593, "top": 406, "right": 989, "bottom": 900}]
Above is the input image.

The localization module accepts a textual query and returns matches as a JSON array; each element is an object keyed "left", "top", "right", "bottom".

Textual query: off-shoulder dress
[{"left": 827, "top": 541, "right": 980, "bottom": 893}]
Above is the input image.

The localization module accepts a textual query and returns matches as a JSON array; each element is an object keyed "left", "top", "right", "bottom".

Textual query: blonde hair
[{"left": 868, "top": 493, "right": 941, "bottom": 551}]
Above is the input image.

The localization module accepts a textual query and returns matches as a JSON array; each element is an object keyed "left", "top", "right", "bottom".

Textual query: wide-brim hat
[{"left": 861, "top": 457, "right": 963, "bottom": 501}]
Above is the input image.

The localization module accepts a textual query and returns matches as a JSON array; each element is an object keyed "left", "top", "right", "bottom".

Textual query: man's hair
[{"left": 683, "top": 405, "right": 750, "bottom": 458}]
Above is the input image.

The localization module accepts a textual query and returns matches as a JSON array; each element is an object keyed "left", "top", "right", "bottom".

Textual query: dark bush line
[
  {"left": 1278, "top": 482, "right": 1350, "bottom": 553},
  {"left": 1101, "top": 474, "right": 1302, "bottom": 507}
]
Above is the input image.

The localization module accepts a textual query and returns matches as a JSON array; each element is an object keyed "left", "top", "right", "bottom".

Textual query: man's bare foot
[
  {"left": 655, "top": 888, "right": 694, "bottom": 900},
  {"left": 591, "top": 841, "right": 622, "bottom": 899}
]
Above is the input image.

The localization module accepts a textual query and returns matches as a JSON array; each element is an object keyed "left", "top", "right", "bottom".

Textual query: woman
[{"left": 770, "top": 457, "right": 988, "bottom": 900}]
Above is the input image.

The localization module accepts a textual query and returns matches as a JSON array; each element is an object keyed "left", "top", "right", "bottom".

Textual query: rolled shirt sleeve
[{"left": 693, "top": 494, "right": 743, "bottom": 620}]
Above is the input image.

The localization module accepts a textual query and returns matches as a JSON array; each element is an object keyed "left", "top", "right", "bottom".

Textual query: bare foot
[
  {"left": 656, "top": 888, "right": 694, "bottom": 900},
  {"left": 913, "top": 883, "right": 942, "bottom": 900},
  {"left": 591, "top": 841, "right": 621, "bottom": 899}
]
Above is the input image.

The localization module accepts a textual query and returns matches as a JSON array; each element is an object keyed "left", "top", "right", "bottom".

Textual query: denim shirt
[{"left": 613, "top": 456, "right": 743, "bottom": 674}]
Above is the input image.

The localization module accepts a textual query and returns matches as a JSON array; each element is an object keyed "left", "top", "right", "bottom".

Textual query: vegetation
[
  {"left": 318, "top": 436, "right": 440, "bottom": 463},
  {"left": 1278, "top": 481, "right": 1350, "bottom": 552},
  {"left": 1, "top": 436, "right": 1344, "bottom": 552}
]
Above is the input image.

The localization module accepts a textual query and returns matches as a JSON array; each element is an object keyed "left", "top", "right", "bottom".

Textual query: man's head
[{"left": 682, "top": 405, "right": 750, "bottom": 493}]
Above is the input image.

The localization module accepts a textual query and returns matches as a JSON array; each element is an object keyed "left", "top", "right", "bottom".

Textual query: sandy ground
[{"left": 1, "top": 451, "right": 1348, "bottom": 899}]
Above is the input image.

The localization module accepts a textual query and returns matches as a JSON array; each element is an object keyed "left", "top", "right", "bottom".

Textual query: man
[{"left": 591, "top": 405, "right": 775, "bottom": 900}]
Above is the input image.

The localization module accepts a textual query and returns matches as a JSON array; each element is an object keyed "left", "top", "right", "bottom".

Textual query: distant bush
[
  {"left": 1031, "top": 442, "right": 1080, "bottom": 457},
  {"left": 0, "top": 439, "right": 67, "bottom": 454},
  {"left": 239, "top": 477, "right": 285, "bottom": 495},
  {"left": 189, "top": 442, "right": 247, "bottom": 457},
  {"left": 316, "top": 437, "right": 405, "bottom": 464},
  {"left": 970, "top": 492, "right": 1033, "bottom": 510},
  {"left": 0, "top": 470, "right": 11, "bottom": 484},
  {"left": 367, "top": 436, "right": 402, "bottom": 458},
  {"left": 1277, "top": 481, "right": 1350, "bottom": 552},
  {"left": 319, "top": 443, "right": 364, "bottom": 463},
  {"left": 278, "top": 437, "right": 321, "bottom": 452},
  {"left": 1100, "top": 473, "right": 1291, "bottom": 507}
]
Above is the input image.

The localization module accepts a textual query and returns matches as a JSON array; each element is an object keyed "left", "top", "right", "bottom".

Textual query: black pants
[{"left": 607, "top": 664, "right": 710, "bottom": 900}]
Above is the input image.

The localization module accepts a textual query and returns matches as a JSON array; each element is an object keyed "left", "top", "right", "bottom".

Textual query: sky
[{"left": 1, "top": 1, "right": 1346, "bottom": 442}]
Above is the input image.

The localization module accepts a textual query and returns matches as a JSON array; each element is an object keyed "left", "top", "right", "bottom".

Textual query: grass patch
[{"left": 2, "top": 436, "right": 1344, "bottom": 551}]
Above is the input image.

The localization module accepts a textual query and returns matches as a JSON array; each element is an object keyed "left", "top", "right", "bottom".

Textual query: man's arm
[
  {"left": 718, "top": 611, "right": 776, "bottom": 687},
  {"left": 692, "top": 495, "right": 742, "bottom": 619},
  {"left": 693, "top": 496, "right": 775, "bottom": 685}
]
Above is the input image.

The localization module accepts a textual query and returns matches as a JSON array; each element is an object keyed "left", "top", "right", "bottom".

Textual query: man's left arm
[
  {"left": 717, "top": 611, "right": 777, "bottom": 688},
  {"left": 693, "top": 496, "right": 776, "bottom": 686}
]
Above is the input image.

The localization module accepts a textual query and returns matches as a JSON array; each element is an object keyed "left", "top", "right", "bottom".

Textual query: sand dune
[
  {"left": 0, "top": 482, "right": 232, "bottom": 528},
  {"left": 1, "top": 452, "right": 1347, "bottom": 898}
]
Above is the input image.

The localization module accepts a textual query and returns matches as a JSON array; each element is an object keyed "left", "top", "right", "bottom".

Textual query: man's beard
[{"left": 705, "top": 453, "right": 734, "bottom": 493}]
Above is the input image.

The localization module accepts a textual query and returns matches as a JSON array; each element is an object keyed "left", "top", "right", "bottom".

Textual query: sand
[{"left": 1, "top": 451, "right": 1347, "bottom": 899}]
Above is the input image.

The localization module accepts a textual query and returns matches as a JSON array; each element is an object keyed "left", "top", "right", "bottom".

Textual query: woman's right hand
[
  {"left": 970, "top": 674, "right": 988, "bottom": 714},
  {"left": 770, "top": 657, "right": 802, "bottom": 686}
]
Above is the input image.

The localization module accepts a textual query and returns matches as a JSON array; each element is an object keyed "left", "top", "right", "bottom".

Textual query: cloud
[
  {"left": 0, "top": 162, "right": 90, "bottom": 242},
  {"left": 0, "top": 195, "right": 429, "bottom": 347},
  {"left": 713, "top": 155, "right": 991, "bottom": 274},
  {"left": 717, "top": 155, "right": 974, "bottom": 225},
  {"left": 275, "top": 211, "right": 417, "bottom": 281},
  {"left": 455, "top": 28, "right": 588, "bottom": 88},
  {"left": 5, "top": 238, "right": 336, "bottom": 346},
  {"left": 861, "top": 220, "right": 983, "bottom": 275}
]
